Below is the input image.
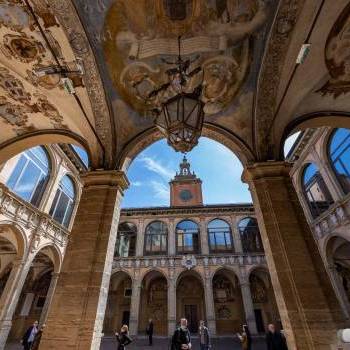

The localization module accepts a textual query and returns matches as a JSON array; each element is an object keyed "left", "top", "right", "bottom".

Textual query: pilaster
[
  {"left": 39, "top": 170, "right": 129, "bottom": 350},
  {"left": 129, "top": 278, "right": 141, "bottom": 336},
  {"left": 243, "top": 161, "right": 345, "bottom": 350},
  {"left": 204, "top": 270, "right": 216, "bottom": 336},
  {"left": 200, "top": 218, "right": 209, "bottom": 255}
]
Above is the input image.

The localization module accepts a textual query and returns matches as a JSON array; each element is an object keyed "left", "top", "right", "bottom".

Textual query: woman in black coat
[{"left": 115, "top": 325, "right": 132, "bottom": 350}]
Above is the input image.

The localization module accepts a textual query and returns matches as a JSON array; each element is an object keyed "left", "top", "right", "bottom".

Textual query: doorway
[
  {"left": 185, "top": 305, "right": 198, "bottom": 333},
  {"left": 254, "top": 309, "right": 265, "bottom": 333}
]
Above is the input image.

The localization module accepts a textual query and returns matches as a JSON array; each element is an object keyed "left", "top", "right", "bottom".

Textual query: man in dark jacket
[
  {"left": 147, "top": 318, "right": 154, "bottom": 346},
  {"left": 266, "top": 324, "right": 288, "bottom": 350},
  {"left": 21, "top": 320, "right": 38, "bottom": 350},
  {"left": 171, "top": 318, "right": 191, "bottom": 350}
]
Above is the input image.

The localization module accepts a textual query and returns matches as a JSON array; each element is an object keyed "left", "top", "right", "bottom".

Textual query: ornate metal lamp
[{"left": 149, "top": 37, "right": 204, "bottom": 153}]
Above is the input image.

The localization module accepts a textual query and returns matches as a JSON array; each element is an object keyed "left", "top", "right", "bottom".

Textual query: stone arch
[
  {"left": 176, "top": 269, "right": 206, "bottom": 334},
  {"left": 0, "top": 222, "right": 27, "bottom": 259},
  {"left": 280, "top": 112, "right": 350, "bottom": 160},
  {"left": 325, "top": 235, "right": 350, "bottom": 315},
  {"left": 248, "top": 267, "right": 280, "bottom": 333},
  {"left": 140, "top": 268, "right": 169, "bottom": 285},
  {"left": 104, "top": 270, "right": 133, "bottom": 335},
  {"left": 212, "top": 267, "right": 245, "bottom": 334},
  {"left": 0, "top": 130, "right": 96, "bottom": 168},
  {"left": 139, "top": 269, "right": 168, "bottom": 335},
  {"left": 116, "top": 124, "right": 255, "bottom": 172},
  {"left": 33, "top": 244, "right": 62, "bottom": 273}
]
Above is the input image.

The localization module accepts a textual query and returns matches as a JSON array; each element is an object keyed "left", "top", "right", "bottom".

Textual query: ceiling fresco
[
  {"left": 103, "top": 0, "right": 269, "bottom": 118},
  {"left": 0, "top": 0, "right": 107, "bottom": 166},
  {"left": 1, "top": 0, "right": 350, "bottom": 168}
]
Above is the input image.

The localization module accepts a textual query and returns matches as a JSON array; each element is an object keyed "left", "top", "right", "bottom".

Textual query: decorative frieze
[
  {"left": 113, "top": 253, "right": 266, "bottom": 270},
  {"left": 312, "top": 198, "right": 350, "bottom": 238},
  {"left": 0, "top": 184, "right": 68, "bottom": 247}
]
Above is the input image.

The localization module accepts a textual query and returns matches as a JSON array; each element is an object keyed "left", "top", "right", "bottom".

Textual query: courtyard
[{"left": 6, "top": 336, "right": 267, "bottom": 350}]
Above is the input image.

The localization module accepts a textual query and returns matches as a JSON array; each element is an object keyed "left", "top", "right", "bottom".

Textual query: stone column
[
  {"left": 327, "top": 264, "right": 350, "bottom": 319},
  {"left": 243, "top": 162, "right": 345, "bottom": 349},
  {"left": 129, "top": 278, "right": 141, "bottom": 336},
  {"left": 39, "top": 170, "right": 129, "bottom": 350},
  {"left": 136, "top": 218, "right": 145, "bottom": 257},
  {"left": 168, "top": 274, "right": 176, "bottom": 335},
  {"left": 168, "top": 218, "right": 176, "bottom": 256},
  {"left": 39, "top": 272, "right": 60, "bottom": 326},
  {"left": 239, "top": 273, "right": 258, "bottom": 335},
  {"left": 200, "top": 218, "right": 209, "bottom": 255},
  {"left": 230, "top": 215, "right": 243, "bottom": 253},
  {"left": 204, "top": 271, "right": 216, "bottom": 335},
  {"left": 0, "top": 258, "right": 31, "bottom": 349}
]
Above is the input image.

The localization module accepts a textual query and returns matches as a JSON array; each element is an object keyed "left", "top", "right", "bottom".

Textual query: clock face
[{"left": 179, "top": 189, "right": 193, "bottom": 202}]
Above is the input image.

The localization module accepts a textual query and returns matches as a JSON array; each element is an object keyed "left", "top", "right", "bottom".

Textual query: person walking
[
  {"left": 115, "top": 325, "right": 132, "bottom": 350},
  {"left": 237, "top": 324, "right": 249, "bottom": 350},
  {"left": 198, "top": 320, "right": 210, "bottom": 350},
  {"left": 21, "top": 321, "right": 38, "bottom": 350},
  {"left": 31, "top": 324, "right": 45, "bottom": 350},
  {"left": 265, "top": 324, "right": 288, "bottom": 350},
  {"left": 147, "top": 318, "right": 154, "bottom": 346},
  {"left": 171, "top": 318, "right": 192, "bottom": 350}
]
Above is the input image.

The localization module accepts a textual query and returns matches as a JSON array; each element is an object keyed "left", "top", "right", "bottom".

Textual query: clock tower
[{"left": 170, "top": 156, "right": 203, "bottom": 207}]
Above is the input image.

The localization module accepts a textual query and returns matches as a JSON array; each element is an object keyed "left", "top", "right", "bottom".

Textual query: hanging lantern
[
  {"left": 148, "top": 36, "right": 204, "bottom": 153},
  {"left": 154, "top": 87, "right": 204, "bottom": 153}
]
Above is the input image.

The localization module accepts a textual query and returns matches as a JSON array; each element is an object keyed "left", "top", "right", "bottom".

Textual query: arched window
[
  {"left": 144, "top": 221, "right": 168, "bottom": 255},
  {"left": 329, "top": 128, "right": 350, "bottom": 194},
  {"left": 49, "top": 175, "right": 76, "bottom": 228},
  {"left": 176, "top": 220, "right": 200, "bottom": 254},
  {"left": 115, "top": 222, "right": 137, "bottom": 257},
  {"left": 302, "top": 163, "right": 333, "bottom": 218},
  {"left": 238, "top": 217, "right": 263, "bottom": 253},
  {"left": 7, "top": 146, "right": 50, "bottom": 207},
  {"left": 208, "top": 219, "right": 233, "bottom": 253}
]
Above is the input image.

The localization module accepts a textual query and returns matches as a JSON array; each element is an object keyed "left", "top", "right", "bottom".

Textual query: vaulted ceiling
[{"left": 0, "top": 0, "right": 349, "bottom": 169}]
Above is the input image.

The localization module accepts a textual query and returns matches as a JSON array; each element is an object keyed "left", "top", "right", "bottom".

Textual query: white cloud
[
  {"left": 131, "top": 181, "right": 143, "bottom": 187},
  {"left": 137, "top": 156, "right": 174, "bottom": 180},
  {"left": 149, "top": 180, "right": 169, "bottom": 201}
]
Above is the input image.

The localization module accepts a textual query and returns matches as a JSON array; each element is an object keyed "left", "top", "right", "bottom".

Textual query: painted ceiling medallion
[
  {"left": 318, "top": 2, "right": 350, "bottom": 98},
  {"left": 103, "top": 0, "right": 268, "bottom": 117}
]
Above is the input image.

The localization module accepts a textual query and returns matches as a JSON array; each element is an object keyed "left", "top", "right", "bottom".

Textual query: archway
[
  {"left": 176, "top": 271, "right": 205, "bottom": 334},
  {"left": 326, "top": 236, "right": 350, "bottom": 314},
  {"left": 212, "top": 269, "right": 245, "bottom": 335},
  {"left": 139, "top": 270, "right": 168, "bottom": 336},
  {"left": 6, "top": 246, "right": 58, "bottom": 343},
  {"left": 249, "top": 268, "right": 280, "bottom": 333},
  {"left": 103, "top": 271, "right": 132, "bottom": 335}
]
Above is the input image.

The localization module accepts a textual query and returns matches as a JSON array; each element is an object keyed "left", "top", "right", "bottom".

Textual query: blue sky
[
  {"left": 73, "top": 133, "right": 299, "bottom": 208},
  {"left": 122, "top": 137, "right": 251, "bottom": 208}
]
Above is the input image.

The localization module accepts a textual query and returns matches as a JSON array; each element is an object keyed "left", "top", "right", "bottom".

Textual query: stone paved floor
[{"left": 6, "top": 336, "right": 267, "bottom": 350}]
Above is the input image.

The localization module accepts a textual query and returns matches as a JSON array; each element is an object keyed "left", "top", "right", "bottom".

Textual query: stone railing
[
  {"left": 113, "top": 253, "right": 266, "bottom": 270},
  {"left": 312, "top": 195, "right": 350, "bottom": 239},
  {"left": 0, "top": 184, "right": 69, "bottom": 247}
]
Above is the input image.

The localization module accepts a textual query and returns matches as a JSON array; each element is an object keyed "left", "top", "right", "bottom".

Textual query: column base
[
  {"left": 129, "top": 319, "right": 138, "bottom": 336},
  {"left": 0, "top": 319, "right": 12, "bottom": 350},
  {"left": 168, "top": 318, "right": 176, "bottom": 336}
]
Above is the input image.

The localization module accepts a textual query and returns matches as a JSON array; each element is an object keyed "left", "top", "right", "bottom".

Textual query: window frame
[
  {"left": 144, "top": 220, "right": 168, "bottom": 256},
  {"left": 238, "top": 217, "right": 263, "bottom": 254},
  {"left": 208, "top": 218, "right": 234, "bottom": 254},
  {"left": 176, "top": 219, "right": 200, "bottom": 255},
  {"left": 115, "top": 222, "right": 137, "bottom": 257},
  {"left": 301, "top": 162, "right": 333, "bottom": 219},
  {"left": 49, "top": 174, "right": 76, "bottom": 228},
  {"left": 328, "top": 128, "right": 350, "bottom": 195},
  {"left": 6, "top": 146, "right": 50, "bottom": 207}
]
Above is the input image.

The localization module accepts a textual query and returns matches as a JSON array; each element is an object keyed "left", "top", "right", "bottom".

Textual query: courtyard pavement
[{"left": 7, "top": 336, "right": 267, "bottom": 350}]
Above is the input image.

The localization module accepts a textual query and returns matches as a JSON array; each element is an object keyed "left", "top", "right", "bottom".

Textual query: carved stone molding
[
  {"left": 50, "top": 0, "right": 113, "bottom": 165},
  {"left": 254, "top": 0, "right": 305, "bottom": 160}
]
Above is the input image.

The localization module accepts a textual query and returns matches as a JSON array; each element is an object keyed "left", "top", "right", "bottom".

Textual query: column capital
[
  {"left": 242, "top": 161, "right": 293, "bottom": 183},
  {"left": 80, "top": 170, "right": 129, "bottom": 191}
]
